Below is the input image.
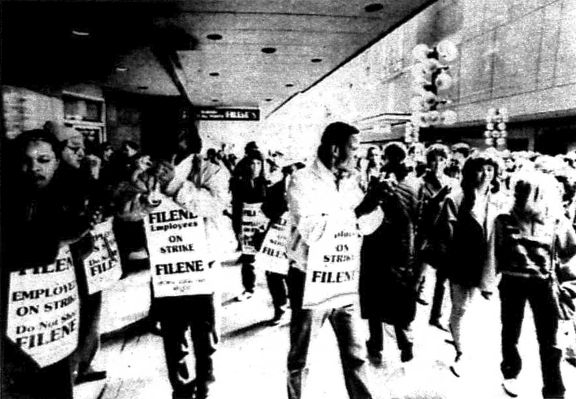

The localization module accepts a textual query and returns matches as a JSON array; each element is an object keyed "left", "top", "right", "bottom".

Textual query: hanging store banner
[
  {"left": 7, "top": 245, "right": 80, "bottom": 368},
  {"left": 144, "top": 196, "right": 215, "bottom": 297},
  {"left": 83, "top": 218, "right": 122, "bottom": 295},
  {"left": 302, "top": 220, "right": 362, "bottom": 309},
  {"left": 240, "top": 202, "right": 268, "bottom": 255},
  {"left": 255, "top": 214, "right": 291, "bottom": 275},
  {"left": 194, "top": 107, "right": 260, "bottom": 121}
]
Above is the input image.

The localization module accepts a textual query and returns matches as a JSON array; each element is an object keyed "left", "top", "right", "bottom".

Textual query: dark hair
[
  {"left": 320, "top": 122, "right": 358, "bottom": 147},
  {"left": 383, "top": 142, "right": 407, "bottom": 165},
  {"left": 317, "top": 122, "right": 359, "bottom": 163},
  {"left": 425, "top": 143, "right": 450, "bottom": 164},
  {"left": 460, "top": 154, "right": 500, "bottom": 211},
  {"left": 122, "top": 140, "right": 139, "bottom": 152},
  {"left": 13, "top": 129, "right": 63, "bottom": 161},
  {"left": 451, "top": 143, "right": 471, "bottom": 159}
]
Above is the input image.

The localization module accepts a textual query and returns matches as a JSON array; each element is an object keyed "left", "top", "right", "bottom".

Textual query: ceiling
[{"left": 1, "top": 0, "right": 436, "bottom": 117}]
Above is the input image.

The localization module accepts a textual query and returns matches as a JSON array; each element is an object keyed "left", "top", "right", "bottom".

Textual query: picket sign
[
  {"left": 7, "top": 245, "right": 80, "bottom": 368},
  {"left": 143, "top": 195, "right": 216, "bottom": 297},
  {"left": 255, "top": 213, "right": 291, "bottom": 275},
  {"left": 302, "top": 219, "right": 362, "bottom": 309},
  {"left": 83, "top": 218, "right": 122, "bottom": 294},
  {"left": 240, "top": 202, "right": 268, "bottom": 255}
]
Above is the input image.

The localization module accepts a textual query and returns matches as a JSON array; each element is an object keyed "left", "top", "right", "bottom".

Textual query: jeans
[
  {"left": 449, "top": 282, "right": 479, "bottom": 355},
  {"left": 241, "top": 255, "right": 256, "bottom": 293},
  {"left": 499, "top": 275, "right": 565, "bottom": 398},
  {"left": 287, "top": 268, "right": 373, "bottom": 399},
  {"left": 266, "top": 271, "right": 288, "bottom": 312},
  {"left": 157, "top": 295, "right": 218, "bottom": 398}
]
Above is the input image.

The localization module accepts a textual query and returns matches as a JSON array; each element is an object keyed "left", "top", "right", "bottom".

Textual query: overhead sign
[{"left": 195, "top": 108, "right": 260, "bottom": 121}]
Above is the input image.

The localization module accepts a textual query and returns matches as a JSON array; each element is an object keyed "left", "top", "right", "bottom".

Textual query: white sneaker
[{"left": 502, "top": 378, "right": 519, "bottom": 398}]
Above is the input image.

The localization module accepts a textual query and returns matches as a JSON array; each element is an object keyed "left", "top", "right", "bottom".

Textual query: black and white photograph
[{"left": 2, "top": 0, "right": 576, "bottom": 398}]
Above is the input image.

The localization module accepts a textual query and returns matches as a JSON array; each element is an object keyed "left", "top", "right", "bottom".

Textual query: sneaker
[
  {"left": 235, "top": 290, "right": 253, "bottom": 302},
  {"left": 502, "top": 378, "right": 519, "bottom": 398}
]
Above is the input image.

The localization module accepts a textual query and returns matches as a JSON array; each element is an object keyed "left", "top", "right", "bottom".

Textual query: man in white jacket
[{"left": 286, "top": 122, "right": 383, "bottom": 399}]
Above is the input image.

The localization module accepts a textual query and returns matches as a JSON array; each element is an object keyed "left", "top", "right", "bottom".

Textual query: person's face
[
  {"left": 250, "top": 159, "right": 262, "bottom": 178},
  {"left": 505, "top": 158, "right": 515, "bottom": 172},
  {"left": 122, "top": 144, "right": 137, "bottom": 158},
  {"left": 136, "top": 155, "right": 152, "bottom": 171},
  {"left": 428, "top": 154, "right": 447, "bottom": 174},
  {"left": 103, "top": 148, "right": 114, "bottom": 162},
  {"left": 452, "top": 152, "right": 466, "bottom": 166},
  {"left": 367, "top": 149, "right": 382, "bottom": 167},
  {"left": 155, "top": 162, "right": 175, "bottom": 190},
  {"left": 335, "top": 135, "right": 359, "bottom": 172},
  {"left": 61, "top": 136, "right": 85, "bottom": 169},
  {"left": 475, "top": 164, "right": 495, "bottom": 188},
  {"left": 21, "top": 140, "right": 59, "bottom": 189}
]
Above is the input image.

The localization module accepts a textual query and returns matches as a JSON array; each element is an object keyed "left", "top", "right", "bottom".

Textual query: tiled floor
[{"left": 76, "top": 264, "right": 576, "bottom": 399}]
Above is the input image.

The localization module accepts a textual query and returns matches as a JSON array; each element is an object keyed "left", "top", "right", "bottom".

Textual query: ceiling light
[
  {"left": 72, "top": 29, "right": 90, "bottom": 37},
  {"left": 212, "top": 99, "right": 219, "bottom": 103},
  {"left": 364, "top": 3, "right": 384, "bottom": 12},
  {"left": 265, "top": 98, "right": 273, "bottom": 102},
  {"left": 137, "top": 86, "right": 148, "bottom": 90},
  {"left": 311, "top": 58, "right": 323, "bottom": 63},
  {"left": 209, "top": 72, "right": 220, "bottom": 77},
  {"left": 206, "top": 34, "right": 223, "bottom": 41},
  {"left": 115, "top": 66, "right": 128, "bottom": 72},
  {"left": 261, "top": 47, "right": 277, "bottom": 54},
  {"left": 285, "top": 83, "right": 294, "bottom": 87}
]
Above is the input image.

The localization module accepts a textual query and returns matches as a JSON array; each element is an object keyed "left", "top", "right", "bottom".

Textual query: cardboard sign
[
  {"left": 302, "top": 220, "right": 362, "bottom": 309},
  {"left": 83, "top": 218, "right": 122, "bottom": 294},
  {"left": 6, "top": 245, "right": 80, "bottom": 368},
  {"left": 255, "top": 214, "right": 290, "bottom": 275},
  {"left": 240, "top": 202, "right": 268, "bottom": 255},
  {"left": 144, "top": 196, "right": 216, "bottom": 297}
]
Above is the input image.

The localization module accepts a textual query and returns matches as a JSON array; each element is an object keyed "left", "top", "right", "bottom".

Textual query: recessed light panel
[
  {"left": 206, "top": 34, "right": 223, "bottom": 40},
  {"left": 137, "top": 86, "right": 148, "bottom": 90},
  {"left": 285, "top": 83, "right": 294, "bottom": 87},
  {"left": 311, "top": 58, "right": 322, "bottom": 63},
  {"left": 261, "top": 47, "right": 277, "bottom": 54},
  {"left": 209, "top": 72, "right": 220, "bottom": 77}
]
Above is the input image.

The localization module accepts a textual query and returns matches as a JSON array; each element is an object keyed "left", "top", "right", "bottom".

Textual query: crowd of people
[{"left": 2, "top": 120, "right": 576, "bottom": 399}]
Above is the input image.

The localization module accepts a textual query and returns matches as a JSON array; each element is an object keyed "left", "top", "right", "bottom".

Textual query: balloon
[{"left": 436, "top": 40, "right": 458, "bottom": 62}]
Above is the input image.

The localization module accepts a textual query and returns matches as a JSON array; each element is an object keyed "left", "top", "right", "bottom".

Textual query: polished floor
[{"left": 76, "top": 262, "right": 576, "bottom": 399}]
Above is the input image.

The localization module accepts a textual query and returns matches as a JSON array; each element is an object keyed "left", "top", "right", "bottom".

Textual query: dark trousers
[
  {"left": 499, "top": 275, "right": 565, "bottom": 398},
  {"left": 286, "top": 268, "right": 373, "bottom": 399},
  {"left": 266, "top": 271, "right": 288, "bottom": 312},
  {"left": 4, "top": 352, "right": 74, "bottom": 399},
  {"left": 74, "top": 291, "right": 103, "bottom": 376},
  {"left": 367, "top": 319, "right": 412, "bottom": 353},
  {"left": 429, "top": 270, "right": 448, "bottom": 323},
  {"left": 241, "top": 255, "right": 256, "bottom": 293},
  {"left": 157, "top": 295, "right": 218, "bottom": 398}
]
